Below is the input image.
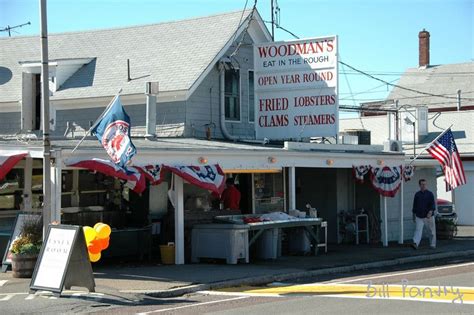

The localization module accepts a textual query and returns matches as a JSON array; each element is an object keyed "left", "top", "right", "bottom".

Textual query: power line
[{"left": 339, "top": 61, "right": 474, "bottom": 101}]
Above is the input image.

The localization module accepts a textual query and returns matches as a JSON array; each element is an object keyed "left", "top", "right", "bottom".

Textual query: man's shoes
[{"left": 411, "top": 243, "right": 418, "bottom": 250}]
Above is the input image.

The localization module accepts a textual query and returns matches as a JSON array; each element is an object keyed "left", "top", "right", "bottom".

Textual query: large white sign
[
  {"left": 32, "top": 227, "right": 76, "bottom": 289},
  {"left": 254, "top": 36, "right": 338, "bottom": 140}
]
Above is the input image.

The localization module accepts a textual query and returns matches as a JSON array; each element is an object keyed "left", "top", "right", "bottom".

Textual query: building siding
[
  {"left": 186, "top": 34, "right": 256, "bottom": 140},
  {"left": 0, "top": 112, "right": 21, "bottom": 134},
  {"left": 53, "top": 101, "right": 186, "bottom": 137}
]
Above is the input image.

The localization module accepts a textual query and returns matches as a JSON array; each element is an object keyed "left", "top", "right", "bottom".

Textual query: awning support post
[
  {"left": 383, "top": 196, "right": 388, "bottom": 247},
  {"left": 288, "top": 167, "right": 296, "bottom": 210},
  {"left": 23, "top": 157, "right": 33, "bottom": 211},
  {"left": 174, "top": 174, "right": 185, "bottom": 264},
  {"left": 399, "top": 179, "right": 404, "bottom": 244}
]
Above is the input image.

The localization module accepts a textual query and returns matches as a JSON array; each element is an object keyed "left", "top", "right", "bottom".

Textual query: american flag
[{"left": 426, "top": 129, "right": 466, "bottom": 191}]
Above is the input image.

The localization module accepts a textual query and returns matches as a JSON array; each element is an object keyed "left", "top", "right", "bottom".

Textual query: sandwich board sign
[
  {"left": 30, "top": 225, "right": 95, "bottom": 296},
  {"left": 2, "top": 212, "right": 42, "bottom": 272}
]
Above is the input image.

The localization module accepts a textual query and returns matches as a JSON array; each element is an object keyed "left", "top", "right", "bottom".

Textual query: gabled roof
[
  {"left": 0, "top": 9, "right": 270, "bottom": 103},
  {"left": 385, "top": 62, "right": 474, "bottom": 110}
]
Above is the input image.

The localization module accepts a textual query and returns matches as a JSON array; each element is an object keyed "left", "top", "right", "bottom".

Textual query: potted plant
[
  {"left": 10, "top": 217, "right": 43, "bottom": 278},
  {"left": 435, "top": 214, "right": 458, "bottom": 240}
]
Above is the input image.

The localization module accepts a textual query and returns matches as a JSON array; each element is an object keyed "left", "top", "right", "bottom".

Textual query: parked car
[
  {"left": 435, "top": 199, "right": 458, "bottom": 239},
  {"left": 436, "top": 198, "right": 456, "bottom": 217}
]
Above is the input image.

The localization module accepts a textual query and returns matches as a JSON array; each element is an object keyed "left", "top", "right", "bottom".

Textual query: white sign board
[
  {"left": 254, "top": 36, "right": 338, "bottom": 140},
  {"left": 31, "top": 227, "right": 76, "bottom": 289}
]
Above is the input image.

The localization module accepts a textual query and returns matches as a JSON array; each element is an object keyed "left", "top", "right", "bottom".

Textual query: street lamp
[{"left": 404, "top": 116, "right": 416, "bottom": 158}]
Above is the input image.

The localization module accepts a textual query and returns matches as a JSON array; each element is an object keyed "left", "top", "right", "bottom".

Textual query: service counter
[{"left": 192, "top": 214, "right": 322, "bottom": 263}]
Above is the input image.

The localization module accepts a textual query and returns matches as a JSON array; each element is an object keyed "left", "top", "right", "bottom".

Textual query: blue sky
[{"left": 1, "top": 0, "right": 472, "bottom": 116}]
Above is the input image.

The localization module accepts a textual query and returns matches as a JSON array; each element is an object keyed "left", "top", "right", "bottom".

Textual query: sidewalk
[
  {"left": 1, "top": 229, "right": 473, "bottom": 300},
  {"left": 91, "top": 229, "right": 474, "bottom": 298}
]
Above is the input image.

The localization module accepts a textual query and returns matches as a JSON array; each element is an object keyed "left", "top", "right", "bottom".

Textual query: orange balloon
[
  {"left": 88, "top": 239, "right": 102, "bottom": 254},
  {"left": 89, "top": 252, "right": 101, "bottom": 262},
  {"left": 98, "top": 237, "right": 110, "bottom": 250},
  {"left": 97, "top": 224, "right": 111, "bottom": 239}
]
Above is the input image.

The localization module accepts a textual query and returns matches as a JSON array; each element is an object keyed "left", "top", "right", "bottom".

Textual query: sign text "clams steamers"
[{"left": 254, "top": 36, "right": 338, "bottom": 140}]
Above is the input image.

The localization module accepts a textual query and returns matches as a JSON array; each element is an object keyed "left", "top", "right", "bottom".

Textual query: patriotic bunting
[
  {"left": 65, "top": 158, "right": 225, "bottom": 195},
  {"left": 0, "top": 152, "right": 28, "bottom": 182},
  {"left": 353, "top": 164, "right": 411, "bottom": 197},
  {"left": 65, "top": 158, "right": 145, "bottom": 194},
  {"left": 370, "top": 166, "right": 403, "bottom": 198},
  {"left": 135, "top": 165, "right": 164, "bottom": 185},
  {"left": 164, "top": 164, "right": 226, "bottom": 194},
  {"left": 352, "top": 165, "right": 370, "bottom": 183}
]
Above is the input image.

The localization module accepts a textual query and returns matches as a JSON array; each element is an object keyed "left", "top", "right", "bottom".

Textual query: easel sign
[
  {"left": 2, "top": 212, "right": 42, "bottom": 272},
  {"left": 30, "top": 225, "right": 95, "bottom": 296}
]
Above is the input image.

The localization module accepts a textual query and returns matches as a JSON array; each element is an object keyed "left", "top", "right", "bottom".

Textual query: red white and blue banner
[
  {"left": 352, "top": 165, "right": 370, "bottom": 183},
  {"left": 65, "top": 158, "right": 225, "bottom": 194},
  {"left": 91, "top": 95, "right": 136, "bottom": 169},
  {"left": 135, "top": 165, "right": 164, "bottom": 185},
  {"left": 353, "top": 164, "right": 411, "bottom": 197},
  {"left": 0, "top": 152, "right": 28, "bottom": 182},
  {"left": 370, "top": 166, "right": 403, "bottom": 198},
  {"left": 65, "top": 158, "right": 145, "bottom": 194},
  {"left": 164, "top": 165, "right": 225, "bottom": 194}
]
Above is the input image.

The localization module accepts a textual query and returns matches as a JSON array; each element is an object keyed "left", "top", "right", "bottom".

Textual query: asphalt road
[{"left": 1, "top": 255, "right": 473, "bottom": 314}]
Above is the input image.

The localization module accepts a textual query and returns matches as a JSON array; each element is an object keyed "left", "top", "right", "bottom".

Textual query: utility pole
[
  {"left": 39, "top": 0, "right": 52, "bottom": 235},
  {"left": 270, "top": 0, "right": 275, "bottom": 41}
]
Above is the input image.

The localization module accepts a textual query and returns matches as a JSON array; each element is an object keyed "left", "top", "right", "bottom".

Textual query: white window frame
[
  {"left": 248, "top": 69, "right": 255, "bottom": 123},
  {"left": 224, "top": 65, "right": 242, "bottom": 123}
]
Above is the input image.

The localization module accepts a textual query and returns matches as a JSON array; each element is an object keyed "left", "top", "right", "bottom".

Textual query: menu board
[{"left": 30, "top": 225, "right": 95, "bottom": 295}]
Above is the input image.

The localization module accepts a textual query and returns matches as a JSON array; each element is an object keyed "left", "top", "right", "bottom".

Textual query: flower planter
[
  {"left": 11, "top": 254, "right": 38, "bottom": 278},
  {"left": 436, "top": 224, "right": 457, "bottom": 240}
]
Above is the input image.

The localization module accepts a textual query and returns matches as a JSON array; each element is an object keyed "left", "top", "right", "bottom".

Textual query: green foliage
[
  {"left": 10, "top": 217, "right": 43, "bottom": 255},
  {"left": 436, "top": 216, "right": 457, "bottom": 226}
]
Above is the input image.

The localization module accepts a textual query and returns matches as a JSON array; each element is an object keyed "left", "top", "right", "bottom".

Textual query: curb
[{"left": 144, "top": 249, "right": 474, "bottom": 298}]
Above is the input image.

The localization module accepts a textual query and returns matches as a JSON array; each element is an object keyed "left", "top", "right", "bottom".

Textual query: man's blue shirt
[{"left": 412, "top": 190, "right": 435, "bottom": 218}]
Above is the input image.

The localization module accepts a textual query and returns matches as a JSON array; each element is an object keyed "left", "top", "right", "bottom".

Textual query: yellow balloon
[
  {"left": 96, "top": 224, "right": 111, "bottom": 239},
  {"left": 93, "top": 222, "right": 104, "bottom": 230},
  {"left": 83, "top": 226, "right": 97, "bottom": 244},
  {"left": 89, "top": 251, "right": 101, "bottom": 262}
]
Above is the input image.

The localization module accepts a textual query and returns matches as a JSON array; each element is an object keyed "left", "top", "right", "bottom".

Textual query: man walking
[{"left": 411, "top": 179, "right": 436, "bottom": 249}]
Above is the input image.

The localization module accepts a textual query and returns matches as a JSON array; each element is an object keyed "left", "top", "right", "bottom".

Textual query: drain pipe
[{"left": 219, "top": 62, "right": 238, "bottom": 141}]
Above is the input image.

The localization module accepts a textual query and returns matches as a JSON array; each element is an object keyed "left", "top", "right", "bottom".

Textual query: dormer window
[{"left": 19, "top": 58, "right": 94, "bottom": 131}]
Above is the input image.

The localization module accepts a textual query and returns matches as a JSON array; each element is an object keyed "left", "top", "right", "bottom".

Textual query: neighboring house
[
  {"left": 341, "top": 30, "right": 474, "bottom": 225},
  {"left": 0, "top": 10, "right": 270, "bottom": 139}
]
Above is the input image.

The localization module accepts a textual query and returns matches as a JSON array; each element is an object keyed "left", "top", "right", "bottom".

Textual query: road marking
[
  {"left": 0, "top": 294, "right": 14, "bottom": 301},
  {"left": 136, "top": 296, "right": 249, "bottom": 314},
  {"left": 216, "top": 283, "right": 474, "bottom": 304},
  {"left": 0, "top": 280, "right": 7, "bottom": 287},
  {"left": 323, "top": 262, "right": 474, "bottom": 284}
]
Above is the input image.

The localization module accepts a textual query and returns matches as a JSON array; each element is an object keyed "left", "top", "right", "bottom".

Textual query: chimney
[{"left": 419, "top": 29, "right": 430, "bottom": 68}]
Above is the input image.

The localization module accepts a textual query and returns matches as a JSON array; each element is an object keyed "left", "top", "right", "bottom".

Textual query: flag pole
[
  {"left": 70, "top": 89, "right": 122, "bottom": 154},
  {"left": 408, "top": 124, "right": 453, "bottom": 165}
]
